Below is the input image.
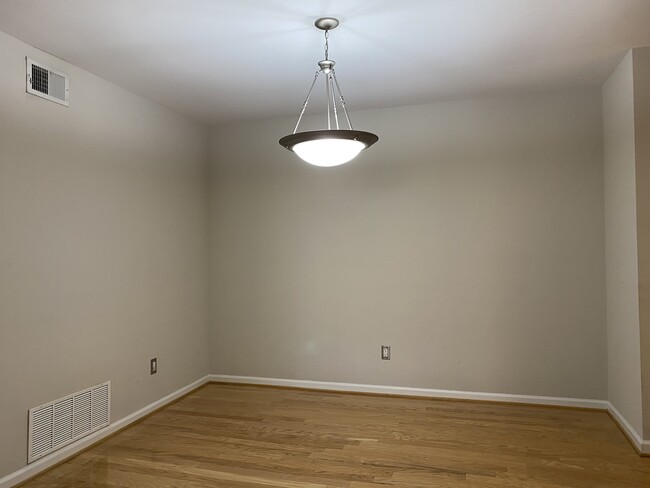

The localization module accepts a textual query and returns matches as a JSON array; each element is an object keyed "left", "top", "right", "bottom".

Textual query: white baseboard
[
  {"left": 0, "top": 375, "right": 211, "bottom": 488},
  {"left": 208, "top": 374, "right": 610, "bottom": 410},
  {"left": 606, "top": 402, "right": 650, "bottom": 455}
]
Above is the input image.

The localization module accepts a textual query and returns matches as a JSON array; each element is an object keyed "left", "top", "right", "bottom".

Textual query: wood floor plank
[{"left": 18, "top": 383, "right": 650, "bottom": 487}]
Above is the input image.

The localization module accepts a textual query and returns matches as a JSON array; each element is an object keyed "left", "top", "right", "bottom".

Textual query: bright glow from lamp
[
  {"left": 279, "top": 129, "right": 378, "bottom": 168},
  {"left": 294, "top": 139, "right": 365, "bottom": 167},
  {"left": 279, "top": 18, "right": 378, "bottom": 167}
]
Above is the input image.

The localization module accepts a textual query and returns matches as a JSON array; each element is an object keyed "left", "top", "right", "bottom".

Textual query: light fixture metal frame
[
  {"left": 279, "top": 17, "right": 378, "bottom": 164},
  {"left": 279, "top": 129, "right": 378, "bottom": 151}
]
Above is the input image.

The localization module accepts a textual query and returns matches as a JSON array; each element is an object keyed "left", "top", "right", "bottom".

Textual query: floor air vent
[
  {"left": 28, "top": 381, "right": 110, "bottom": 463},
  {"left": 26, "top": 57, "right": 69, "bottom": 106}
]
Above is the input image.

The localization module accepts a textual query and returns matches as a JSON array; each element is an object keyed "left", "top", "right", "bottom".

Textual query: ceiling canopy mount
[{"left": 314, "top": 17, "right": 340, "bottom": 31}]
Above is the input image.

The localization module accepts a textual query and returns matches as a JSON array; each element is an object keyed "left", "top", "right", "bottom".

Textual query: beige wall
[
  {"left": 209, "top": 90, "right": 606, "bottom": 400},
  {"left": 633, "top": 47, "right": 650, "bottom": 439},
  {"left": 0, "top": 31, "right": 211, "bottom": 477},
  {"left": 602, "top": 51, "right": 644, "bottom": 436}
]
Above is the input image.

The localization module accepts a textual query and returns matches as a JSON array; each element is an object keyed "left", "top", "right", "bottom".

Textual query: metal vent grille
[
  {"left": 26, "top": 57, "right": 69, "bottom": 106},
  {"left": 28, "top": 381, "right": 110, "bottom": 463},
  {"left": 31, "top": 64, "right": 48, "bottom": 94}
]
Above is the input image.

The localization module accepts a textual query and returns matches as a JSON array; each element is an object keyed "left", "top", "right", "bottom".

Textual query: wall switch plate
[
  {"left": 381, "top": 345, "right": 391, "bottom": 360},
  {"left": 150, "top": 358, "right": 157, "bottom": 375}
]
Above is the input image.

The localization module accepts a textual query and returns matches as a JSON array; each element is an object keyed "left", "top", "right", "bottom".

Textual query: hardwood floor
[{"left": 19, "top": 383, "right": 650, "bottom": 487}]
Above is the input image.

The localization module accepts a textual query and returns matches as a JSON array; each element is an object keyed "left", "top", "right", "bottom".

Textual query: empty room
[{"left": 1, "top": 0, "right": 650, "bottom": 487}]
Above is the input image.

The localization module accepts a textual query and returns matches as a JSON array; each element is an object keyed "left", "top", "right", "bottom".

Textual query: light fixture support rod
[
  {"left": 326, "top": 70, "right": 331, "bottom": 129},
  {"left": 292, "top": 70, "right": 320, "bottom": 134},
  {"left": 332, "top": 72, "right": 353, "bottom": 130},
  {"left": 329, "top": 74, "right": 340, "bottom": 129}
]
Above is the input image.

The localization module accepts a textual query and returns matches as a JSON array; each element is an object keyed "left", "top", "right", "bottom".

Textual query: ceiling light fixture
[{"left": 279, "top": 17, "right": 378, "bottom": 167}]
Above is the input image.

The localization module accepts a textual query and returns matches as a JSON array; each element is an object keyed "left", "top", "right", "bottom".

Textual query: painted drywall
[
  {"left": 0, "top": 31, "right": 210, "bottom": 477},
  {"left": 209, "top": 90, "right": 606, "bottom": 400},
  {"left": 633, "top": 47, "right": 650, "bottom": 439},
  {"left": 602, "top": 51, "right": 644, "bottom": 437}
]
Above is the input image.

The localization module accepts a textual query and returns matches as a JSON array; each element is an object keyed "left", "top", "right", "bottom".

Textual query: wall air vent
[
  {"left": 26, "top": 57, "right": 69, "bottom": 106},
  {"left": 27, "top": 381, "right": 110, "bottom": 463}
]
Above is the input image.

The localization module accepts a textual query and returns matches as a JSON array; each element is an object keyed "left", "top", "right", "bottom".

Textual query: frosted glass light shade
[
  {"left": 279, "top": 130, "right": 378, "bottom": 167},
  {"left": 293, "top": 139, "right": 365, "bottom": 167}
]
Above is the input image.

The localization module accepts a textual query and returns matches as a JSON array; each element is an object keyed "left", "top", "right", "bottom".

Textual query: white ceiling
[{"left": 1, "top": 0, "right": 649, "bottom": 125}]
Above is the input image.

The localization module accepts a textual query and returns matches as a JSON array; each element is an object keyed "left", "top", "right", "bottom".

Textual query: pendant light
[{"left": 279, "top": 17, "right": 378, "bottom": 167}]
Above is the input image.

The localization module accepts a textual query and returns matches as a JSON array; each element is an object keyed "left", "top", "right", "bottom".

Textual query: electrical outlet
[
  {"left": 381, "top": 345, "right": 391, "bottom": 360},
  {"left": 150, "top": 357, "right": 157, "bottom": 375}
]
